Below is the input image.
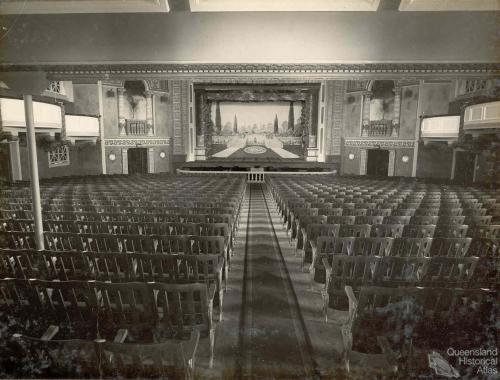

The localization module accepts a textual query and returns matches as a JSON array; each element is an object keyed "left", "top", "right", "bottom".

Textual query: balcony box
[
  {"left": 464, "top": 101, "right": 500, "bottom": 136},
  {"left": 65, "top": 114, "right": 99, "bottom": 144},
  {"left": 421, "top": 115, "right": 460, "bottom": 144},
  {"left": 0, "top": 98, "right": 62, "bottom": 136}
]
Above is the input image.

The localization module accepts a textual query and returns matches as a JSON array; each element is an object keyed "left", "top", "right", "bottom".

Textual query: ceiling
[
  {"left": 0, "top": 0, "right": 498, "bottom": 14},
  {"left": 0, "top": 0, "right": 170, "bottom": 14},
  {"left": 189, "top": 0, "right": 381, "bottom": 12},
  {"left": 399, "top": 0, "right": 500, "bottom": 11}
]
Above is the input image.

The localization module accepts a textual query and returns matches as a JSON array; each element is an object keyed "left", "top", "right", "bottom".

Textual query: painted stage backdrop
[{"left": 208, "top": 102, "right": 305, "bottom": 160}]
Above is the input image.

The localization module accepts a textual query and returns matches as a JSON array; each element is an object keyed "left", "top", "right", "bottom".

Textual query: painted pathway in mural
[{"left": 212, "top": 134, "right": 300, "bottom": 159}]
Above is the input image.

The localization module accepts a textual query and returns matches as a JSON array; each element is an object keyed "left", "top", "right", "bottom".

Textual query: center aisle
[{"left": 235, "top": 183, "right": 318, "bottom": 379}]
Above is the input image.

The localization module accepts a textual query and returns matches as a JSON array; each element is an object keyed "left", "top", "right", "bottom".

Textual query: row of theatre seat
[
  {"left": 269, "top": 176, "right": 499, "bottom": 376},
  {"left": 0, "top": 174, "right": 247, "bottom": 379}
]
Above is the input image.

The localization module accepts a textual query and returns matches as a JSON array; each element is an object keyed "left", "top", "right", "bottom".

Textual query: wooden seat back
[
  {"left": 0, "top": 231, "right": 37, "bottom": 250},
  {"left": 374, "top": 256, "right": 430, "bottom": 286},
  {"left": 422, "top": 256, "right": 479, "bottom": 287},
  {"left": 153, "top": 235, "right": 190, "bottom": 254},
  {"left": 370, "top": 224, "right": 404, "bottom": 238},
  {"left": 79, "top": 233, "right": 120, "bottom": 253},
  {"left": 0, "top": 249, "right": 43, "bottom": 279},
  {"left": 429, "top": 237, "right": 472, "bottom": 257},
  {"left": 434, "top": 224, "right": 469, "bottom": 238},
  {"left": 468, "top": 224, "right": 500, "bottom": 239},
  {"left": 409, "top": 216, "right": 438, "bottom": 225},
  {"left": 402, "top": 224, "right": 436, "bottom": 238},
  {"left": 338, "top": 224, "right": 371, "bottom": 238},
  {"left": 351, "top": 237, "right": 394, "bottom": 257},
  {"left": 89, "top": 280, "right": 156, "bottom": 329},
  {"left": 42, "top": 250, "right": 90, "bottom": 281},
  {"left": 149, "top": 282, "right": 214, "bottom": 336},
  {"left": 326, "top": 215, "right": 355, "bottom": 225},
  {"left": 383, "top": 215, "right": 411, "bottom": 225},
  {"left": 390, "top": 237, "right": 433, "bottom": 257}
]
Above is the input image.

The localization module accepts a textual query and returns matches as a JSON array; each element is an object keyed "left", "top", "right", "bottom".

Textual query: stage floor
[{"left": 180, "top": 158, "right": 337, "bottom": 171}]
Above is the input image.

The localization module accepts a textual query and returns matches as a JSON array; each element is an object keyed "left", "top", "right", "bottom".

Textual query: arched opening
[
  {"left": 123, "top": 80, "right": 148, "bottom": 135},
  {"left": 364, "top": 80, "right": 396, "bottom": 137},
  {"left": 369, "top": 80, "right": 395, "bottom": 122}
]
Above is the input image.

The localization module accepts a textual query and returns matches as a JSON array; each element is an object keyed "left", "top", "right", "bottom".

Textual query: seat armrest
[
  {"left": 310, "top": 240, "right": 317, "bottom": 251},
  {"left": 344, "top": 285, "right": 359, "bottom": 323},
  {"left": 322, "top": 256, "right": 332, "bottom": 273},
  {"left": 377, "top": 336, "right": 399, "bottom": 371},
  {"left": 310, "top": 240, "right": 318, "bottom": 265},
  {"left": 207, "top": 283, "right": 217, "bottom": 303},
  {"left": 183, "top": 328, "right": 201, "bottom": 366},
  {"left": 217, "top": 258, "right": 225, "bottom": 273},
  {"left": 113, "top": 329, "right": 128, "bottom": 343},
  {"left": 40, "top": 325, "right": 60, "bottom": 341}
]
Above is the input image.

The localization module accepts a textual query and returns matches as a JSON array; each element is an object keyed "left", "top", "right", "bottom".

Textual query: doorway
[
  {"left": 127, "top": 148, "right": 148, "bottom": 174},
  {"left": 454, "top": 151, "right": 476, "bottom": 184},
  {"left": 367, "top": 149, "right": 389, "bottom": 176}
]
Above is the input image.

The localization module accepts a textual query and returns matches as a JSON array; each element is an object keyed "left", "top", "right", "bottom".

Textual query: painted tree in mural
[
  {"left": 233, "top": 114, "right": 238, "bottom": 133},
  {"left": 274, "top": 114, "right": 279, "bottom": 134},
  {"left": 215, "top": 101, "right": 222, "bottom": 134},
  {"left": 288, "top": 101, "right": 295, "bottom": 132}
]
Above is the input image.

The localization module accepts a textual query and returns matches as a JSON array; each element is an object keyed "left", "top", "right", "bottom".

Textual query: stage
[{"left": 179, "top": 157, "right": 339, "bottom": 172}]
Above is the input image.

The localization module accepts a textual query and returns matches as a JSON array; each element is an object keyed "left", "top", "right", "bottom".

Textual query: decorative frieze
[
  {"left": 344, "top": 139, "right": 415, "bottom": 148},
  {"left": 171, "top": 80, "right": 184, "bottom": 154},
  {"left": 29, "top": 62, "right": 499, "bottom": 78},
  {"left": 117, "top": 87, "right": 126, "bottom": 136},
  {"left": 359, "top": 149, "right": 367, "bottom": 175},
  {"left": 392, "top": 86, "right": 402, "bottom": 138},
  {"left": 105, "top": 138, "right": 170, "bottom": 146},
  {"left": 361, "top": 91, "right": 372, "bottom": 137},
  {"left": 388, "top": 150, "right": 396, "bottom": 176},
  {"left": 145, "top": 91, "right": 154, "bottom": 136},
  {"left": 330, "top": 81, "right": 346, "bottom": 156}
]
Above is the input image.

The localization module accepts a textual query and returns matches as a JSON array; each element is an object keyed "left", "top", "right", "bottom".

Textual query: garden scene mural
[
  {"left": 194, "top": 84, "right": 320, "bottom": 161},
  {"left": 208, "top": 101, "right": 304, "bottom": 159}
]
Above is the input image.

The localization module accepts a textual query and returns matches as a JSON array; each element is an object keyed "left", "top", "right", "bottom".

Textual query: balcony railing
[
  {"left": 464, "top": 101, "right": 500, "bottom": 135},
  {"left": 126, "top": 120, "right": 148, "bottom": 136},
  {"left": 66, "top": 115, "right": 99, "bottom": 143},
  {"left": 421, "top": 115, "right": 459, "bottom": 144},
  {"left": 362, "top": 120, "right": 394, "bottom": 137}
]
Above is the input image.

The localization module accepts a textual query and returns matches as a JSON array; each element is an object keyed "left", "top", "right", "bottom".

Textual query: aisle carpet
[{"left": 234, "top": 183, "right": 318, "bottom": 379}]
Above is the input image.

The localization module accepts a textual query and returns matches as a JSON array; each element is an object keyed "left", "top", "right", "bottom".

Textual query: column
[
  {"left": 7, "top": 136, "right": 22, "bottom": 181},
  {"left": 360, "top": 149, "right": 367, "bottom": 175},
  {"left": 361, "top": 91, "right": 372, "bottom": 137},
  {"left": 97, "top": 81, "right": 106, "bottom": 174},
  {"left": 306, "top": 93, "right": 318, "bottom": 162},
  {"left": 117, "top": 87, "right": 126, "bottom": 136},
  {"left": 148, "top": 147, "right": 155, "bottom": 173},
  {"left": 195, "top": 93, "right": 207, "bottom": 161},
  {"left": 188, "top": 82, "right": 195, "bottom": 162},
  {"left": 23, "top": 95, "right": 44, "bottom": 250},
  {"left": 57, "top": 101, "right": 67, "bottom": 141},
  {"left": 122, "top": 148, "right": 128, "bottom": 174},
  {"left": 388, "top": 150, "right": 396, "bottom": 176},
  {"left": 392, "top": 86, "right": 402, "bottom": 137},
  {"left": 412, "top": 81, "right": 424, "bottom": 177},
  {"left": 145, "top": 91, "right": 154, "bottom": 136}
]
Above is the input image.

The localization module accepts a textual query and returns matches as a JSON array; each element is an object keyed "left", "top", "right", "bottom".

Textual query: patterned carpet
[{"left": 234, "top": 183, "right": 318, "bottom": 379}]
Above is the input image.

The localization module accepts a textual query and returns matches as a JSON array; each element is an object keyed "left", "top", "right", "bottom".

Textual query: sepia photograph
[{"left": 0, "top": 0, "right": 498, "bottom": 379}]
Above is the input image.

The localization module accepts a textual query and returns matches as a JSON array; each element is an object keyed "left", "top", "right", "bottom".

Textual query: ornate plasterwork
[
  {"left": 105, "top": 138, "right": 170, "bottom": 146},
  {"left": 147, "top": 79, "right": 169, "bottom": 92},
  {"left": 344, "top": 139, "right": 415, "bottom": 148},
  {"left": 0, "top": 62, "right": 493, "bottom": 80},
  {"left": 203, "top": 90, "right": 310, "bottom": 102}
]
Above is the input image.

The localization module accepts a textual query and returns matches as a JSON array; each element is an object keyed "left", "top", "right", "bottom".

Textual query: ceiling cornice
[{"left": 1, "top": 62, "right": 498, "bottom": 80}]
